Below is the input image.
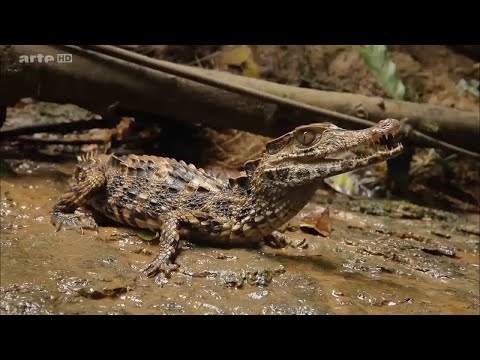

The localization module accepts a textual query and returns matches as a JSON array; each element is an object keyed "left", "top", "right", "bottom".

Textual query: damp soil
[{"left": 1, "top": 162, "right": 478, "bottom": 315}]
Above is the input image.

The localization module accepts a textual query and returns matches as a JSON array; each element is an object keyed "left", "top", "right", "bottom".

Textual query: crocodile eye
[{"left": 296, "top": 130, "right": 316, "bottom": 145}]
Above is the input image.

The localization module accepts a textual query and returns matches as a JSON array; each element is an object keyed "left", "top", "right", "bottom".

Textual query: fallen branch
[
  {"left": 0, "top": 118, "right": 111, "bottom": 138},
  {"left": 1, "top": 45, "right": 479, "bottom": 156},
  {"left": 78, "top": 45, "right": 374, "bottom": 129},
  {"left": 12, "top": 117, "right": 133, "bottom": 145},
  {"left": 79, "top": 45, "right": 480, "bottom": 159},
  {"left": 16, "top": 137, "right": 107, "bottom": 145}
]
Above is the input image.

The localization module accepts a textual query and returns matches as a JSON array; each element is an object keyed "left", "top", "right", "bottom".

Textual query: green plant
[
  {"left": 457, "top": 78, "right": 479, "bottom": 98},
  {"left": 355, "top": 45, "right": 406, "bottom": 100}
]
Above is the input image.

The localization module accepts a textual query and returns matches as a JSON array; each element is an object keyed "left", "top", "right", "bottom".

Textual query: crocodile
[{"left": 51, "top": 119, "right": 403, "bottom": 277}]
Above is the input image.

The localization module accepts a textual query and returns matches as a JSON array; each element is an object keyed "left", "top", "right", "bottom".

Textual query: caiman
[{"left": 51, "top": 119, "right": 403, "bottom": 277}]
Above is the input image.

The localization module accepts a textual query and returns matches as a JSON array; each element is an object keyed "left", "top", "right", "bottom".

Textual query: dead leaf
[
  {"left": 219, "top": 45, "right": 262, "bottom": 78},
  {"left": 299, "top": 206, "right": 331, "bottom": 237}
]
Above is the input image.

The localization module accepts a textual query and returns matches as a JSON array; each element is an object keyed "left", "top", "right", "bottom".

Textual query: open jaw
[{"left": 322, "top": 126, "right": 404, "bottom": 174}]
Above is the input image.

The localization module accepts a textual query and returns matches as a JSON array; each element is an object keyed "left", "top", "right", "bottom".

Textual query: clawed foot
[
  {"left": 265, "top": 231, "right": 292, "bottom": 248},
  {"left": 139, "top": 220, "right": 180, "bottom": 279},
  {"left": 51, "top": 210, "right": 98, "bottom": 235},
  {"left": 142, "top": 255, "right": 179, "bottom": 278},
  {"left": 265, "top": 231, "right": 307, "bottom": 249}
]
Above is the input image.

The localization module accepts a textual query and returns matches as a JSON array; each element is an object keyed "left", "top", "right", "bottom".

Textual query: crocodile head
[{"left": 248, "top": 118, "right": 403, "bottom": 188}]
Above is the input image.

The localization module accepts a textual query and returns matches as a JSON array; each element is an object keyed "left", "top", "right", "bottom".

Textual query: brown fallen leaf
[{"left": 299, "top": 206, "right": 331, "bottom": 237}]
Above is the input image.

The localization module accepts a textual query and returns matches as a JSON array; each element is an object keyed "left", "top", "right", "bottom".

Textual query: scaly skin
[{"left": 51, "top": 119, "right": 403, "bottom": 277}]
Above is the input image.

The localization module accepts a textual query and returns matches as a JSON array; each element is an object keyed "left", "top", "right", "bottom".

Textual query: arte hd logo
[{"left": 18, "top": 53, "right": 73, "bottom": 63}]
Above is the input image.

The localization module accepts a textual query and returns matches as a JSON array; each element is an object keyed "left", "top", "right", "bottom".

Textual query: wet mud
[{"left": 1, "top": 162, "right": 478, "bottom": 315}]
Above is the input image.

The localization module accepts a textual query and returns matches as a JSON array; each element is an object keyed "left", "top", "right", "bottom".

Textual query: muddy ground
[
  {"left": 1, "top": 161, "right": 478, "bottom": 315},
  {"left": 1, "top": 45, "right": 479, "bottom": 315}
]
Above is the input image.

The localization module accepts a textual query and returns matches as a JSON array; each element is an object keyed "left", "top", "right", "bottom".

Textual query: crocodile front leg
[
  {"left": 142, "top": 218, "right": 180, "bottom": 278},
  {"left": 51, "top": 169, "right": 105, "bottom": 234}
]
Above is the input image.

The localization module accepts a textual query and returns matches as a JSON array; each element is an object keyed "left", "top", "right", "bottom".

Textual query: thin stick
[
  {"left": 408, "top": 128, "right": 480, "bottom": 159},
  {"left": 187, "top": 51, "right": 222, "bottom": 66}
]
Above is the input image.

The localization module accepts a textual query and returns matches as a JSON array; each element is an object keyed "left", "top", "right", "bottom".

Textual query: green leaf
[
  {"left": 355, "top": 45, "right": 406, "bottom": 100},
  {"left": 324, "top": 172, "right": 358, "bottom": 196},
  {"left": 457, "top": 79, "right": 479, "bottom": 98}
]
